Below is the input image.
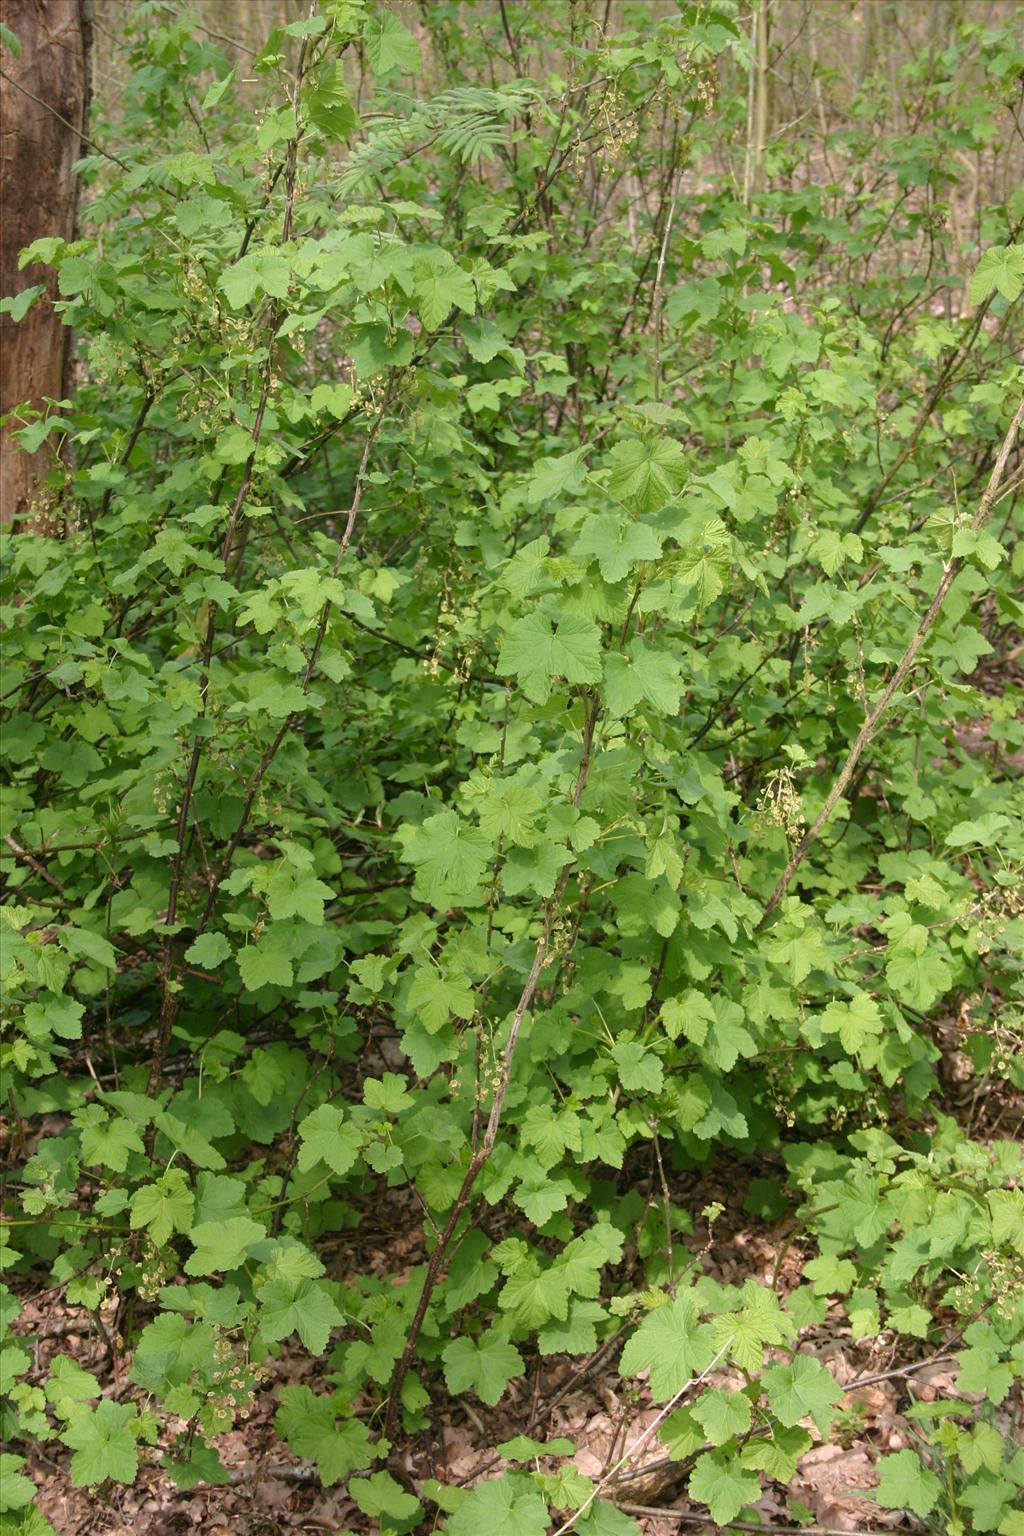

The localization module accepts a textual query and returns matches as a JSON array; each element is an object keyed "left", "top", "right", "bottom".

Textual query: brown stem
[
  {"left": 3, "top": 832, "right": 67, "bottom": 895},
  {"left": 497, "top": 0, "right": 522, "bottom": 73},
  {"left": 147, "top": 48, "right": 317, "bottom": 1099},
  {"left": 759, "top": 391, "right": 1024, "bottom": 927},
  {"left": 195, "top": 418, "right": 384, "bottom": 936},
  {"left": 98, "top": 389, "right": 154, "bottom": 521},
  {"left": 383, "top": 695, "right": 601, "bottom": 1444},
  {"left": 649, "top": 1118, "right": 674, "bottom": 1289},
  {"left": 849, "top": 215, "right": 1024, "bottom": 540},
  {"left": 615, "top": 1508, "right": 878, "bottom": 1536},
  {"left": 148, "top": 392, "right": 271, "bottom": 1098},
  {"left": 269, "top": 1050, "right": 334, "bottom": 1240}
]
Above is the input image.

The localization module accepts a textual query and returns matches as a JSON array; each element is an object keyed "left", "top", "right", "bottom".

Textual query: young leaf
[
  {"left": 73, "top": 1106, "right": 144, "bottom": 1172},
  {"left": 497, "top": 1435, "right": 575, "bottom": 1461},
  {"left": 619, "top": 1293, "right": 716, "bottom": 1401},
  {"left": 364, "top": 11, "right": 422, "bottom": 75},
  {"left": 218, "top": 249, "right": 291, "bottom": 309},
  {"left": 610, "top": 1039, "right": 664, "bottom": 1094},
  {"left": 874, "top": 1449, "right": 941, "bottom": 1519},
  {"left": 184, "top": 1216, "right": 266, "bottom": 1276},
  {"left": 537, "top": 1298, "right": 607, "bottom": 1357},
  {"left": 677, "top": 520, "right": 731, "bottom": 606},
  {"left": 237, "top": 931, "right": 295, "bottom": 991},
  {"left": 305, "top": 61, "right": 356, "bottom": 140},
  {"left": 61, "top": 1401, "right": 139, "bottom": 1487},
  {"left": 572, "top": 513, "right": 663, "bottom": 582},
  {"left": 659, "top": 1406, "right": 706, "bottom": 1460},
  {"left": 819, "top": 993, "right": 883, "bottom": 1053},
  {"left": 576, "top": 1503, "right": 643, "bottom": 1536},
  {"left": 604, "top": 437, "right": 688, "bottom": 513},
  {"left": 274, "top": 1385, "right": 374, "bottom": 1485},
  {"left": 688, "top": 1450, "right": 761, "bottom": 1524},
  {"left": 712, "top": 1282, "right": 792, "bottom": 1372},
  {"left": 183, "top": 932, "right": 232, "bottom": 969},
  {"left": 44, "top": 1355, "right": 101, "bottom": 1412},
  {"left": 129, "top": 1171, "right": 194, "bottom": 1246},
  {"left": 412, "top": 250, "right": 476, "bottom": 329},
  {"left": 258, "top": 1277, "right": 342, "bottom": 1355},
  {"left": 969, "top": 243, "right": 1024, "bottom": 305},
  {"left": 0, "top": 1454, "right": 35, "bottom": 1511},
  {"left": 692, "top": 1386, "right": 752, "bottom": 1445},
  {"left": 603, "top": 638, "right": 682, "bottom": 717},
  {"left": 446, "top": 1472, "right": 549, "bottom": 1536},
  {"left": 497, "top": 610, "right": 602, "bottom": 703},
  {"left": 407, "top": 965, "right": 476, "bottom": 1032},
  {"left": 741, "top": 1425, "right": 812, "bottom": 1482},
  {"left": 296, "top": 1104, "right": 362, "bottom": 1177},
  {"left": 524, "top": 449, "right": 587, "bottom": 505},
  {"left": 762, "top": 1354, "right": 843, "bottom": 1436},
  {"left": 442, "top": 1330, "right": 524, "bottom": 1405},
  {"left": 498, "top": 1258, "right": 570, "bottom": 1330},
  {"left": 399, "top": 810, "right": 492, "bottom": 907},
  {"left": 350, "top": 1470, "right": 422, "bottom": 1523}
]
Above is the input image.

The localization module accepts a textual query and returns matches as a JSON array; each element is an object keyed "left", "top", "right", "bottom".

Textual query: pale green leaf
[
  {"left": 296, "top": 1104, "right": 362, "bottom": 1177},
  {"left": 497, "top": 610, "right": 602, "bottom": 704},
  {"left": 875, "top": 1450, "right": 941, "bottom": 1519},
  {"left": 61, "top": 1401, "right": 138, "bottom": 1487},
  {"left": 604, "top": 437, "right": 688, "bottom": 514},
  {"left": 688, "top": 1450, "right": 761, "bottom": 1524},
  {"left": 442, "top": 1330, "right": 524, "bottom": 1405}
]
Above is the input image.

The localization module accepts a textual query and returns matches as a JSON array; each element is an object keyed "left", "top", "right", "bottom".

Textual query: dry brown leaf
[{"left": 791, "top": 1443, "right": 882, "bottom": 1532}]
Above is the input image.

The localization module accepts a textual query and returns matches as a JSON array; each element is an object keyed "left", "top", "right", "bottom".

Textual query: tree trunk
[
  {"left": 0, "top": 0, "right": 91, "bottom": 525},
  {"left": 752, "top": 0, "right": 771, "bottom": 195}
]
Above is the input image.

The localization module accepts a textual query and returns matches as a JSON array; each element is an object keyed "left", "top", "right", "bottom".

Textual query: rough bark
[{"left": 1, "top": 0, "right": 90, "bottom": 525}]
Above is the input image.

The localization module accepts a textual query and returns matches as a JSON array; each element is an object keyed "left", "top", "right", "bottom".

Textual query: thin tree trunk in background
[
  {"left": 858, "top": 0, "right": 877, "bottom": 86},
  {"left": 0, "top": 0, "right": 91, "bottom": 525},
  {"left": 752, "top": 0, "right": 771, "bottom": 193}
]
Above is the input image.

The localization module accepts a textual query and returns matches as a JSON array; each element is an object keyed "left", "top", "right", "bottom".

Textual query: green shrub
[{"left": 1, "top": 3, "right": 1022, "bottom": 1532}]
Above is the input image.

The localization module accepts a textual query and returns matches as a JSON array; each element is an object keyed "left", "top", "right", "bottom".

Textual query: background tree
[{"left": 0, "top": 0, "right": 91, "bottom": 524}]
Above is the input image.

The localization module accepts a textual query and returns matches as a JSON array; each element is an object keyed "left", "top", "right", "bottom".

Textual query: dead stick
[{"left": 615, "top": 1508, "right": 883, "bottom": 1536}]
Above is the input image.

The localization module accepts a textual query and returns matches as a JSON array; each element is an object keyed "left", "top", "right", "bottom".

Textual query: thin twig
[
  {"left": 195, "top": 414, "right": 386, "bottom": 936},
  {"left": 147, "top": 39, "right": 318, "bottom": 1097},
  {"left": 850, "top": 217, "right": 1024, "bottom": 537},
  {"left": 651, "top": 177, "right": 679, "bottom": 402},
  {"left": 343, "top": 612, "right": 502, "bottom": 685},
  {"left": 615, "top": 1347, "right": 961, "bottom": 1490},
  {"left": 614, "top": 1507, "right": 883, "bottom": 1536},
  {"left": 98, "top": 390, "right": 154, "bottom": 524},
  {"left": 759, "top": 391, "right": 1024, "bottom": 926},
  {"left": 650, "top": 1118, "right": 675, "bottom": 1289},
  {"left": 550, "top": 1345, "right": 730, "bottom": 1536},
  {"left": 384, "top": 694, "right": 602, "bottom": 1443},
  {"left": 3, "top": 833, "right": 67, "bottom": 895},
  {"left": 0, "top": 68, "right": 129, "bottom": 169},
  {"left": 498, "top": 0, "right": 523, "bottom": 72}
]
